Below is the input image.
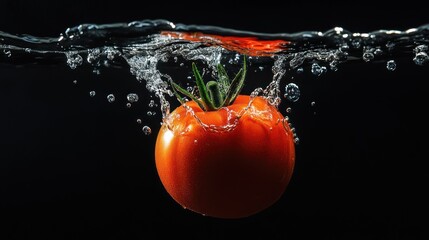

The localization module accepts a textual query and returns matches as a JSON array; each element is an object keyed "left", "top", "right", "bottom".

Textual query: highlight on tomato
[{"left": 155, "top": 57, "right": 296, "bottom": 218}]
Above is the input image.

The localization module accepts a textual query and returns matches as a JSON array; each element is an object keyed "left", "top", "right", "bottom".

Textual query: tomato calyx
[{"left": 170, "top": 57, "right": 247, "bottom": 111}]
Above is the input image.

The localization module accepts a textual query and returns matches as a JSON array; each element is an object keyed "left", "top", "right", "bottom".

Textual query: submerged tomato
[{"left": 155, "top": 95, "right": 295, "bottom": 218}]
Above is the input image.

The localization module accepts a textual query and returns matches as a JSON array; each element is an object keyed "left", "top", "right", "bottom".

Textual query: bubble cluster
[{"left": 65, "top": 51, "right": 83, "bottom": 69}]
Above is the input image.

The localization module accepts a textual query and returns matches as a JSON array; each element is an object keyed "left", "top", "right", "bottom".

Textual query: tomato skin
[{"left": 155, "top": 95, "right": 295, "bottom": 218}]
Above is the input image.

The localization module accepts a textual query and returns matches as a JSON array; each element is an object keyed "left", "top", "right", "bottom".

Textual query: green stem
[{"left": 169, "top": 56, "right": 247, "bottom": 112}]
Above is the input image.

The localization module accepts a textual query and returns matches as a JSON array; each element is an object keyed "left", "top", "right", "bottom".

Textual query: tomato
[
  {"left": 154, "top": 57, "right": 295, "bottom": 218},
  {"left": 155, "top": 95, "right": 295, "bottom": 218}
]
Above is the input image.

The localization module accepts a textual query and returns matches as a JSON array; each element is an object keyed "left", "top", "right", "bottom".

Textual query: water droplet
[
  {"left": 186, "top": 86, "right": 193, "bottom": 92},
  {"left": 259, "top": 66, "right": 264, "bottom": 71},
  {"left": 286, "top": 107, "right": 292, "bottom": 113},
  {"left": 374, "top": 48, "right": 383, "bottom": 55},
  {"left": 142, "top": 126, "right": 152, "bottom": 135},
  {"left": 311, "top": 101, "right": 316, "bottom": 107},
  {"left": 148, "top": 100, "right": 155, "bottom": 108},
  {"left": 107, "top": 94, "right": 115, "bottom": 103},
  {"left": 65, "top": 51, "right": 83, "bottom": 69},
  {"left": 89, "top": 91, "right": 96, "bottom": 97},
  {"left": 136, "top": 119, "right": 142, "bottom": 124},
  {"left": 296, "top": 67, "right": 304, "bottom": 74},
  {"left": 351, "top": 39, "right": 361, "bottom": 49},
  {"left": 362, "top": 51, "right": 374, "bottom": 62},
  {"left": 3, "top": 49, "right": 12, "bottom": 57},
  {"left": 294, "top": 138, "right": 300, "bottom": 144},
  {"left": 413, "top": 45, "right": 428, "bottom": 53},
  {"left": 126, "top": 103, "right": 132, "bottom": 108},
  {"left": 386, "top": 41, "right": 395, "bottom": 50},
  {"left": 194, "top": 139, "right": 198, "bottom": 144},
  {"left": 329, "top": 61, "right": 338, "bottom": 71},
  {"left": 311, "top": 63, "right": 327, "bottom": 76},
  {"left": 126, "top": 93, "right": 139, "bottom": 103},
  {"left": 340, "top": 44, "right": 350, "bottom": 51},
  {"left": 147, "top": 111, "right": 153, "bottom": 116},
  {"left": 187, "top": 76, "right": 192, "bottom": 80},
  {"left": 72, "top": 80, "right": 77, "bottom": 84},
  {"left": 179, "top": 63, "right": 184, "bottom": 67},
  {"left": 386, "top": 60, "right": 396, "bottom": 71},
  {"left": 413, "top": 52, "right": 429, "bottom": 66},
  {"left": 284, "top": 83, "right": 300, "bottom": 102}
]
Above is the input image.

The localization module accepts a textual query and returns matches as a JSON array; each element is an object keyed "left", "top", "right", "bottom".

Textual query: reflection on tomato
[{"left": 160, "top": 31, "right": 290, "bottom": 57}]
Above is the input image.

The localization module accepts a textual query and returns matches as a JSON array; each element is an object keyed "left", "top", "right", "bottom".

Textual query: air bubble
[
  {"left": 284, "top": 83, "right": 300, "bottom": 102},
  {"left": 296, "top": 67, "right": 304, "bottom": 74},
  {"left": 72, "top": 80, "right": 77, "bottom": 84},
  {"left": 126, "top": 103, "right": 132, "bottom": 108},
  {"left": 89, "top": 91, "right": 96, "bottom": 97},
  {"left": 126, "top": 93, "right": 139, "bottom": 103},
  {"left": 3, "top": 49, "right": 12, "bottom": 57},
  {"left": 311, "top": 63, "right": 327, "bottom": 76},
  {"left": 386, "top": 60, "right": 396, "bottom": 71},
  {"left": 286, "top": 107, "right": 292, "bottom": 113},
  {"left": 136, "top": 119, "right": 142, "bottom": 124},
  {"left": 362, "top": 51, "right": 374, "bottom": 62},
  {"left": 148, "top": 100, "right": 155, "bottom": 108},
  {"left": 374, "top": 48, "right": 383, "bottom": 55},
  {"left": 142, "top": 126, "right": 152, "bottom": 135},
  {"left": 107, "top": 94, "right": 115, "bottom": 103},
  {"left": 311, "top": 101, "right": 316, "bottom": 107},
  {"left": 413, "top": 45, "right": 428, "bottom": 53},
  {"left": 351, "top": 39, "right": 361, "bottom": 49},
  {"left": 413, "top": 52, "right": 429, "bottom": 65},
  {"left": 294, "top": 138, "right": 300, "bottom": 144}
]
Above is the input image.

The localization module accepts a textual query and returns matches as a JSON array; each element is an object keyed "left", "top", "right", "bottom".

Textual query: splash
[{"left": 1, "top": 19, "right": 429, "bottom": 137}]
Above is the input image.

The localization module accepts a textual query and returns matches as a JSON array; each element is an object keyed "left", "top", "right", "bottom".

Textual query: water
[{"left": 2, "top": 20, "right": 428, "bottom": 139}]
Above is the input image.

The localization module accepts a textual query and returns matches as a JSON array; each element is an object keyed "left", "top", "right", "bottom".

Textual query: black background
[{"left": 1, "top": 1, "right": 428, "bottom": 239}]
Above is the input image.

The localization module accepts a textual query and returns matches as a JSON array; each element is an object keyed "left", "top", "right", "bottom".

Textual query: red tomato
[{"left": 155, "top": 95, "right": 295, "bottom": 218}]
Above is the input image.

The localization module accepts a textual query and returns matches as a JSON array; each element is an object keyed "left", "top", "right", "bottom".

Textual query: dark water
[{"left": 1, "top": 20, "right": 429, "bottom": 239}]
